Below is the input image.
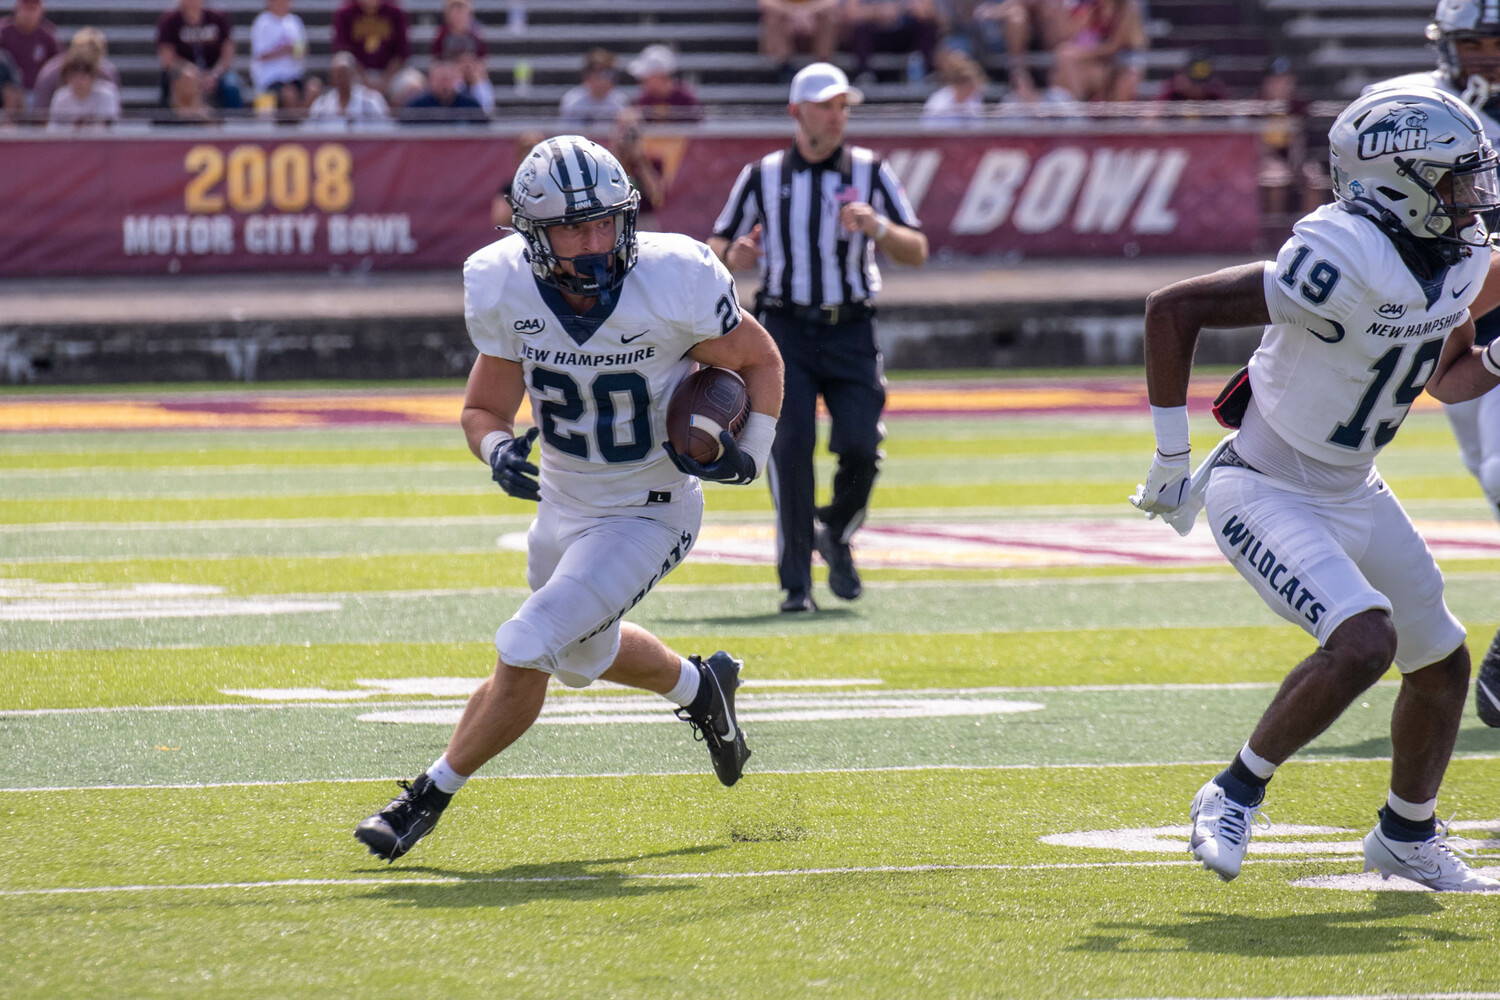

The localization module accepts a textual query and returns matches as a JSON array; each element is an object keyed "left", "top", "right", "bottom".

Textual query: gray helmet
[
  {"left": 1330, "top": 87, "right": 1500, "bottom": 257},
  {"left": 507, "top": 135, "right": 640, "bottom": 303},
  {"left": 1428, "top": 0, "right": 1500, "bottom": 105}
]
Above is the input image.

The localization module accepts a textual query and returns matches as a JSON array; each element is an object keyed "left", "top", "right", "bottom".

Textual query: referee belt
[{"left": 757, "top": 296, "right": 875, "bottom": 326}]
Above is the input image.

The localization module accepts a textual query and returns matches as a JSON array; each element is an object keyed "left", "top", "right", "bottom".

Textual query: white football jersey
[
  {"left": 464, "top": 231, "right": 742, "bottom": 510},
  {"left": 1365, "top": 71, "right": 1500, "bottom": 140},
  {"left": 1252, "top": 203, "right": 1487, "bottom": 467}
]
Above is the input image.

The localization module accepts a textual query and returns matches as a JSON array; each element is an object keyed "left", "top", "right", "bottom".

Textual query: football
[{"left": 666, "top": 366, "right": 750, "bottom": 465}]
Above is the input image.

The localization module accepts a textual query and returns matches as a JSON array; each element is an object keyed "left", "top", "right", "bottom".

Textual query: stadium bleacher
[
  {"left": 24, "top": 0, "right": 1438, "bottom": 121},
  {"left": 1260, "top": 0, "right": 1438, "bottom": 98}
]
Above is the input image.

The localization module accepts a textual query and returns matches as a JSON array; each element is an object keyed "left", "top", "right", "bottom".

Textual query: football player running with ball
[
  {"left": 1365, "top": 0, "right": 1500, "bottom": 726},
  {"left": 1132, "top": 89, "right": 1500, "bottom": 891},
  {"left": 356, "top": 136, "right": 784, "bottom": 862}
]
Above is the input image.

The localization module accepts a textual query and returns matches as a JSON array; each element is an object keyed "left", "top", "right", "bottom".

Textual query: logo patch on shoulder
[
  {"left": 514, "top": 318, "right": 546, "bottom": 334},
  {"left": 1377, "top": 302, "right": 1407, "bottom": 319}
]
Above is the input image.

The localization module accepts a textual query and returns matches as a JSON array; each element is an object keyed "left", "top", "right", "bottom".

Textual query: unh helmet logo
[{"left": 1358, "top": 107, "right": 1430, "bottom": 159}]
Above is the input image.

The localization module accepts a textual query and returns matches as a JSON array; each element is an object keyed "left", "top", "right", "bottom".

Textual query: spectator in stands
[
  {"left": 456, "top": 52, "right": 493, "bottom": 112},
  {"left": 0, "top": 0, "right": 59, "bottom": 112},
  {"left": 559, "top": 47, "right": 627, "bottom": 132},
  {"left": 156, "top": 63, "right": 219, "bottom": 125},
  {"left": 610, "top": 107, "right": 666, "bottom": 226},
  {"left": 845, "top": 0, "right": 943, "bottom": 84},
  {"left": 969, "top": 0, "right": 1069, "bottom": 101},
  {"left": 157, "top": 0, "right": 243, "bottom": 110},
  {"left": 45, "top": 51, "right": 118, "bottom": 131},
  {"left": 399, "top": 58, "right": 484, "bottom": 124},
  {"left": 388, "top": 64, "right": 425, "bottom": 108},
  {"left": 1157, "top": 47, "right": 1228, "bottom": 102},
  {"left": 433, "top": 0, "right": 484, "bottom": 62},
  {"left": 1050, "top": 0, "right": 1146, "bottom": 102},
  {"left": 921, "top": 49, "right": 985, "bottom": 123},
  {"left": 757, "top": 0, "right": 839, "bottom": 85},
  {"left": 628, "top": 44, "right": 702, "bottom": 124},
  {"left": 250, "top": 0, "right": 311, "bottom": 112},
  {"left": 307, "top": 49, "right": 389, "bottom": 125},
  {"left": 332, "top": 0, "right": 410, "bottom": 99},
  {"left": 32, "top": 26, "right": 119, "bottom": 116},
  {"left": 0, "top": 48, "right": 20, "bottom": 123},
  {"left": 432, "top": 0, "right": 491, "bottom": 111}
]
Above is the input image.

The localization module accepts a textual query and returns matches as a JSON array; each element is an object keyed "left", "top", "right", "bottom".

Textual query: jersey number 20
[{"left": 531, "top": 367, "right": 652, "bottom": 463}]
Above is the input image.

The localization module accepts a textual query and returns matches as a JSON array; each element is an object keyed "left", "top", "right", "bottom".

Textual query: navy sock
[
  {"left": 1378, "top": 805, "right": 1435, "bottom": 843},
  {"left": 1215, "top": 759, "right": 1267, "bottom": 807}
]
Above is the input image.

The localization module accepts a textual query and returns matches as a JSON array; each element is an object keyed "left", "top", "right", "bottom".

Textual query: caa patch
[
  {"left": 1358, "top": 107, "right": 1429, "bottom": 159},
  {"left": 514, "top": 318, "right": 546, "bottom": 334}
]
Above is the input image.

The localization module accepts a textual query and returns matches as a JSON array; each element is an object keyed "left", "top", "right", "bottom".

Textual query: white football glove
[{"left": 1129, "top": 451, "right": 1191, "bottom": 517}]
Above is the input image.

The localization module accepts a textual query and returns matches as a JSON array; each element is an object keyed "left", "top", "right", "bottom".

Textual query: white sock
[
  {"left": 1386, "top": 790, "right": 1437, "bottom": 823},
  {"left": 427, "top": 754, "right": 469, "bottom": 795},
  {"left": 1238, "top": 742, "right": 1278, "bottom": 780},
  {"left": 665, "top": 656, "right": 700, "bottom": 706}
]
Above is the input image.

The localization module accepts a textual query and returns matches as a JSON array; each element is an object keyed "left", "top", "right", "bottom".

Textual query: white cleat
[
  {"left": 1189, "top": 779, "right": 1269, "bottom": 882},
  {"left": 1362, "top": 821, "right": 1500, "bottom": 892}
]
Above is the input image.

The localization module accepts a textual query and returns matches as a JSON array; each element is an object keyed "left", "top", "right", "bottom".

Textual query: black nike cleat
[
  {"left": 814, "top": 524, "right": 862, "bottom": 601},
  {"left": 355, "top": 773, "right": 452, "bottom": 862},
  {"left": 677, "top": 651, "right": 751, "bottom": 786},
  {"left": 1477, "top": 630, "right": 1500, "bottom": 727}
]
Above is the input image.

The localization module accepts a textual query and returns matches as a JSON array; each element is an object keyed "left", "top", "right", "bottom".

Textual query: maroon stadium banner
[{"left": 0, "top": 130, "right": 1258, "bottom": 277}]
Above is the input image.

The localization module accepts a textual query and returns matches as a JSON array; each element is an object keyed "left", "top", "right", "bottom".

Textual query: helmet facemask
[
  {"left": 507, "top": 136, "right": 641, "bottom": 307},
  {"left": 511, "top": 194, "right": 640, "bottom": 306},
  {"left": 1396, "top": 148, "right": 1500, "bottom": 248}
]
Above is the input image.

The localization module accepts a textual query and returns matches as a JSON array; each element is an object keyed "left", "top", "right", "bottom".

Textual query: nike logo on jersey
[
  {"left": 1305, "top": 319, "right": 1345, "bottom": 343},
  {"left": 1453, "top": 281, "right": 1474, "bottom": 298},
  {"left": 621, "top": 329, "right": 649, "bottom": 344}
]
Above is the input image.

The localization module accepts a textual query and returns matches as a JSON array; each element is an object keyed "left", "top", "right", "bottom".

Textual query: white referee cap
[{"left": 789, "top": 62, "right": 864, "bottom": 105}]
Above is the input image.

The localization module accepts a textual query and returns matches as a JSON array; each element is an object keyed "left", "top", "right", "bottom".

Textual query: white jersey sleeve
[
  {"left": 463, "top": 235, "right": 526, "bottom": 360},
  {"left": 672, "top": 233, "right": 741, "bottom": 344},
  {"left": 1248, "top": 205, "right": 1483, "bottom": 467}
]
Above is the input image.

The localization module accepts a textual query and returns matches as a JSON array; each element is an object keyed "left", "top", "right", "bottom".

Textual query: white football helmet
[
  {"left": 1329, "top": 87, "right": 1500, "bottom": 258},
  {"left": 507, "top": 135, "right": 640, "bottom": 303},
  {"left": 1428, "top": 0, "right": 1500, "bottom": 106}
]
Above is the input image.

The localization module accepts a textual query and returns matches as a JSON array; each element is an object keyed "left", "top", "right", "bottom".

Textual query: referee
[{"left": 709, "top": 63, "right": 928, "bottom": 613}]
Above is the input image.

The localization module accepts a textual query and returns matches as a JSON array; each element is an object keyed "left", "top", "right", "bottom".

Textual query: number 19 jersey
[
  {"left": 1252, "top": 203, "right": 1487, "bottom": 468},
  {"left": 463, "top": 231, "right": 743, "bottom": 511}
]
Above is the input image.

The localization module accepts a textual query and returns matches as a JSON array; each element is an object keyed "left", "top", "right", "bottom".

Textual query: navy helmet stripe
[
  {"left": 572, "top": 145, "right": 596, "bottom": 197},
  {"left": 548, "top": 139, "right": 579, "bottom": 210}
]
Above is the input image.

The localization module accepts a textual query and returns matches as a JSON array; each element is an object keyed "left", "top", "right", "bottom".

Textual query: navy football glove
[
  {"left": 489, "top": 426, "right": 541, "bottom": 501},
  {"left": 662, "top": 431, "right": 757, "bottom": 485}
]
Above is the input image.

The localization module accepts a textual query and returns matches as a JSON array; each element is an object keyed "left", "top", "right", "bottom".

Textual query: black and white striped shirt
[{"left": 712, "top": 144, "right": 920, "bottom": 309}]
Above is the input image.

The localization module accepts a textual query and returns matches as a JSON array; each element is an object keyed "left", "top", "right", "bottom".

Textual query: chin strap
[{"left": 1462, "top": 73, "right": 1496, "bottom": 110}]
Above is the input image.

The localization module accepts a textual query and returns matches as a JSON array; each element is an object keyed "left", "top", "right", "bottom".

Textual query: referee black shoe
[
  {"left": 780, "top": 590, "right": 818, "bottom": 613},
  {"left": 677, "top": 651, "right": 751, "bottom": 786},
  {"left": 355, "top": 773, "right": 452, "bottom": 862},
  {"left": 1477, "top": 629, "right": 1500, "bottom": 727},
  {"left": 815, "top": 524, "right": 862, "bottom": 600}
]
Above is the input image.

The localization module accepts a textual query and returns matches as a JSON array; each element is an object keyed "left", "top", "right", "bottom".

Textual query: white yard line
[
  {"left": 0, "top": 855, "right": 1363, "bottom": 898},
  {"left": 13, "top": 755, "right": 1500, "bottom": 795}
]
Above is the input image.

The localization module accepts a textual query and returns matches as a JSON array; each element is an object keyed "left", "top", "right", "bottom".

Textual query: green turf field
[{"left": 4, "top": 377, "right": 1500, "bottom": 999}]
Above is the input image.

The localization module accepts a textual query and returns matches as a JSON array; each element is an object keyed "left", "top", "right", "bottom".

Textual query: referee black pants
[{"left": 761, "top": 310, "right": 887, "bottom": 596}]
